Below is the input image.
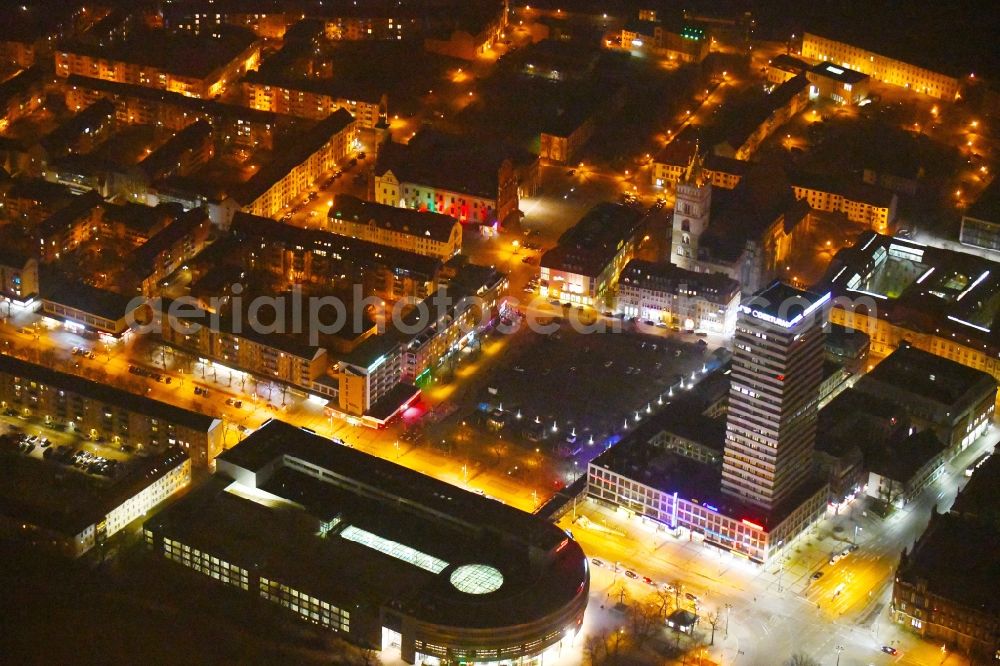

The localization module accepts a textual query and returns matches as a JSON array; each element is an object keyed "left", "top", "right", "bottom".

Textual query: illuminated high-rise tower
[{"left": 721, "top": 281, "right": 830, "bottom": 511}]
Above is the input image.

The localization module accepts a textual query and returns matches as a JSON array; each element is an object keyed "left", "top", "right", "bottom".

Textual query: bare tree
[
  {"left": 626, "top": 599, "right": 661, "bottom": 649},
  {"left": 704, "top": 609, "right": 721, "bottom": 646},
  {"left": 583, "top": 631, "right": 610, "bottom": 666},
  {"left": 653, "top": 586, "right": 675, "bottom": 617}
]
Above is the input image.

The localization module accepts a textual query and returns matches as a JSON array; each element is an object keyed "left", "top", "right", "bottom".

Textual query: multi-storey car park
[{"left": 144, "top": 420, "right": 589, "bottom": 665}]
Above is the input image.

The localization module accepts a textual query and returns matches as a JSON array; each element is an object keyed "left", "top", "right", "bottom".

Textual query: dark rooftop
[
  {"left": 0, "top": 248, "right": 33, "bottom": 268},
  {"left": 0, "top": 443, "right": 188, "bottom": 538},
  {"left": 128, "top": 207, "right": 208, "bottom": 271},
  {"left": 769, "top": 54, "right": 808, "bottom": 73},
  {"left": 868, "top": 429, "right": 945, "bottom": 484},
  {"left": 40, "top": 99, "right": 115, "bottom": 156},
  {"left": 329, "top": 194, "right": 458, "bottom": 244},
  {"left": 58, "top": 26, "right": 257, "bottom": 81},
  {"left": 897, "top": 511, "right": 1000, "bottom": 617},
  {"left": 950, "top": 449, "right": 1000, "bottom": 526},
  {"left": 741, "top": 280, "right": 828, "bottom": 325},
  {"left": 540, "top": 203, "right": 645, "bottom": 277},
  {"left": 808, "top": 61, "right": 869, "bottom": 85},
  {"left": 139, "top": 120, "right": 212, "bottom": 180},
  {"left": 65, "top": 75, "right": 286, "bottom": 126},
  {"left": 143, "top": 419, "right": 590, "bottom": 627},
  {"left": 701, "top": 162, "right": 809, "bottom": 263},
  {"left": 858, "top": 345, "right": 997, "bottom": 408},
  {"left": 38, "top": 189, "right": 103, "bottom": 238},
  {"left": 619, "top": 259, "right": 740, "bottom": 304},
  {"left": 653, "top": 139, "right": 698, "bottom": 168},
  {"left": 374, "top": 139, "right": 504, "bottom": 201},
  {"left": 40, "top": 272, "right": 138, "bottom": 321},
  {"left": 0, "top": 66, "right": 45, "bottom": 107},
  {"left": 5, "top": 177, "right": 74, "bottom": 206},
  {"left": 964, "top": 176, "right": 1000, "bottom": 225},
  {"left": 232, "top": 212, "right": 443, "bottom": 278}
]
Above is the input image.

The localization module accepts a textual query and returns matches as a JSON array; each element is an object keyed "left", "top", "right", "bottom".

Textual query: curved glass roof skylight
[{"left": 450, "top": 564, "right": 504, "bottom": 594}]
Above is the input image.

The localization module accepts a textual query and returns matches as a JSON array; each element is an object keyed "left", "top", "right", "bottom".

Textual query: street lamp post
[
  {"left": 724, "top": 603, "right": 732, "bottom": 639},
  {"left": 835, "top": 645, "right": 844, "bottom": 666},
  {"left": 776, "top": 539, "right": 785, "bottom": 592}
]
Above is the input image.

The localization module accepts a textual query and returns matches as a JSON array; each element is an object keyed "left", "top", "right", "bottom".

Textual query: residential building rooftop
[
  {"left": 329, "top": 194, "right": 458, "bottom": 243},
  {"left": 540, "top": 203, "right": 645, "bottom": 277}
]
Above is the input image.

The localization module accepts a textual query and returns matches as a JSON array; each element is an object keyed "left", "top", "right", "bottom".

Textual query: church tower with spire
[{"left": 671, "top": 149, "right": 712, "bottom": 271}]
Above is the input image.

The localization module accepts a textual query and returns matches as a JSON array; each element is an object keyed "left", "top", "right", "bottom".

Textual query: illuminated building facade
[
  {"left": 242, "top": 77, "right": 386, "bottom": 129},
  {"left": 652, "top": 142, "right": 748, "bottom": 191},
  {"left": 539, "top": 203, "right": 645, "bottom": 308},
  {"left": 801, "top": 33, "right": 960, "bottom": 100},
  {"left": 806, "top": 61, "right": 870, "bottom": 105},
  {"left": 0, "top": 66, "right": 45, "bottom": 132},
  {"left": 144, "top": 420, "right": 589, "bottom": 664},
  {"left": 789, "top": 174, "right": 897, "bottom": 233},
  {"left": 0, "top": 445, "right": 190, "bottom": 558},
  {"left": 233, "top": 110, "right": 356, "bottom": 219},
  {"left": 326, "top": 194, "right": 462, "bottom": 260},
  {"left": 588, "top": 364, "right": 829, "bottom": 564},
  {"left": 40, "top": 280, "right": 143, "bottom": 338},
  {"left": 232, "top": 212, "right": 442, "bottom": 302},
  {"left": 0, "top": 250, "right": 40, "bottom": 308},
  {"left": 721, "top": 282, "right": 829, "bottom": 511},
  {"left": 398, "top": 269, "right": 508, "bottom": 387},
  {"left": 0, "top": 354, "right": 222, "bottom": 466},
  {"left": 616, "top": 259, "right": 740, "bottom": 335},
  {"left": 373, "top": 140, "right": 519, "bottom": 227},
  {"left": 671, "top": 154, "right": 712, "bottom": 272},
  {"left": 158, "top": 302, "right": 330, "bottom": 390},
  {"left": 891, "top": 456, "right": 1000, "bottom": 660},
  {"left": 621, "top": 18, "right": 710, "bottom": 63},
  {"left": 854, "top": 345, "right": 996, "bottom": 454},
  {"left": 715, "top": 75, "right": 810, "bottom": 161},
  {"left": 671, "top": 160, "right": 812, "bottom": 295},
  {"left": 65, "top": 75, "right": 289, "bottom": 151},
  {"left": 54, "top": 28, "right": 261, "bottom": 99}
]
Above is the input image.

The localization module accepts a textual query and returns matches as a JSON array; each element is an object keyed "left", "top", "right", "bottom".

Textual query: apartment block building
[
  {"left": 789, "top": 173, "right": 897, "bottom": 233},
  {"left": 0, "top": 250, "right": 40, "bottom": 306},
  {"left": 159, "top": 303, "right": 329, "bottom": 390},
  {"left": 0, "top": 354, "right": 222, "bottom": 466},
  {"left": 233, "top": 109, "right": 356, "bottom": 218},
  {"left": 232, "top": 212, "right": 442, "bottom": 302},
  {"left": 326, "top": 194, "right": 462, "bottom": 260},
  {"left": 54, "top": 27, "right": 261, "bottom": 99},
  {"left": 616, "top": 259, "right": 740, "bottom": 335},
  {"left": 540, "top": 203, "right": 645, "bottom": 308},
  {"left": 242, "top": 76, "right": 385, "bottom": 129}
]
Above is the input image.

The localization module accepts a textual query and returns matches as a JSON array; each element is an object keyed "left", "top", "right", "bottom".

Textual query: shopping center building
[{"left": 144, "top": 420, "right": 589, "bottom": 664}]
